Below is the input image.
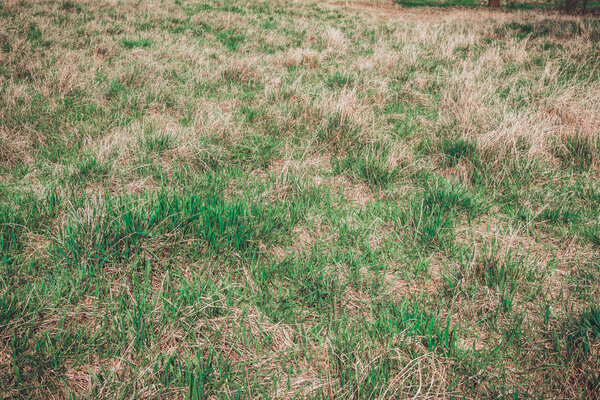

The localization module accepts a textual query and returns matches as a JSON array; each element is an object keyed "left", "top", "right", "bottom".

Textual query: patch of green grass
[
  {"left": 391, "top": 119, "right": 416, "bottom": 139},
  {"left": 69, "top": 155, "right": 110, "bottom": 184},
  {"left": 135, "top": 21, "right": 154, "bottom": 32},
  {"left": 317, "top": 112, "right": 363, "bottom": 152},
  {"left": 326, "top": 71, "right": 355, "bottom": 88},
  {"left": 25, "top": 23, "right": 42, "bottom": 41},
  {"left": 142, "top": 131, "right": 177, "bottom": 154},
  {"left": 571, "top": 307, "right": 600, "bottom": 350},
  {"left": 552, "top": 134, "right": 597, "bottom": 171},
  {"left": 59, "top": 0, "right": 82, "bottom": 12},
  {"left": 215, "top": 29, "right": 245, "bottom": 51},
  {"left": 261, "top": 17, "right": 277, "bottom": 29},
  {"left": 479, "top": 243, "right": 538, "bottom": 311},
  {"left": 53, "top": 191, "right": 298, "bottom": 271},
  {"left": 371, "top": 298, "right": 459, "bottom": 353},
  {"left": 399, "top": 177, "right": 484, "bottom": 249},
  {"left": 121, "top": 37, "right": 151, "bottom": 49},
  {"left": 333, "top": 143, "right": 399, "bottom": 189},
  {"left": 0, "top": 33, "right": 10, "bottom": 53},
  {"left": 230, "top": 134, "right": 281, "bottom": 169},
  {"left": 441, "top": 137, "right": 477, "bottom": 167}
]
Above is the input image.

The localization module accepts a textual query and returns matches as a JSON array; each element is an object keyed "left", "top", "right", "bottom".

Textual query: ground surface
[{"left": 1, "top": 0, "right": 600, "bottom": 398}]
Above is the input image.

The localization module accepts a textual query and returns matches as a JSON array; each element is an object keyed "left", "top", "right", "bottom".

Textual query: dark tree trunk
[
  {"left": 564, "top": 0, "right": 578, "bottom": 13},
  {"left": 488, "top": 0, "right": 500, "bottom": 7}
]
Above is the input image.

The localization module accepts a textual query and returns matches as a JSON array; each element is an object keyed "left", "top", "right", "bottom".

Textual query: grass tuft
[{"left": 121, "top": 38, "right": 151, "bottom": 49}]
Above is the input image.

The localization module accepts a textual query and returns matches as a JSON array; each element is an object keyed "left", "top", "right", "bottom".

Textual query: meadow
[{"left": 0, "top": 0, "right": 599, "bottom": 398}]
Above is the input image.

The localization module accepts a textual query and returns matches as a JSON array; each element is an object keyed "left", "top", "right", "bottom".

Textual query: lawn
[{"left": 0, "top": 0, "right": 599, "bottom": 398}]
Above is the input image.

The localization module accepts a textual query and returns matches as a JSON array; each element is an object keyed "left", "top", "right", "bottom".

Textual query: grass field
[
  {"left": 393, "top": 0, "right": 600, "bottom": 12},
  {"left": 1, "top": 0, "right": 600, "bottom": 398}
]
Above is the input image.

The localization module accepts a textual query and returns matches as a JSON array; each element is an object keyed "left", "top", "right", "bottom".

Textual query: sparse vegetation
[{"left": 0, "top": 0, "right": 599, "bottom": 398}]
